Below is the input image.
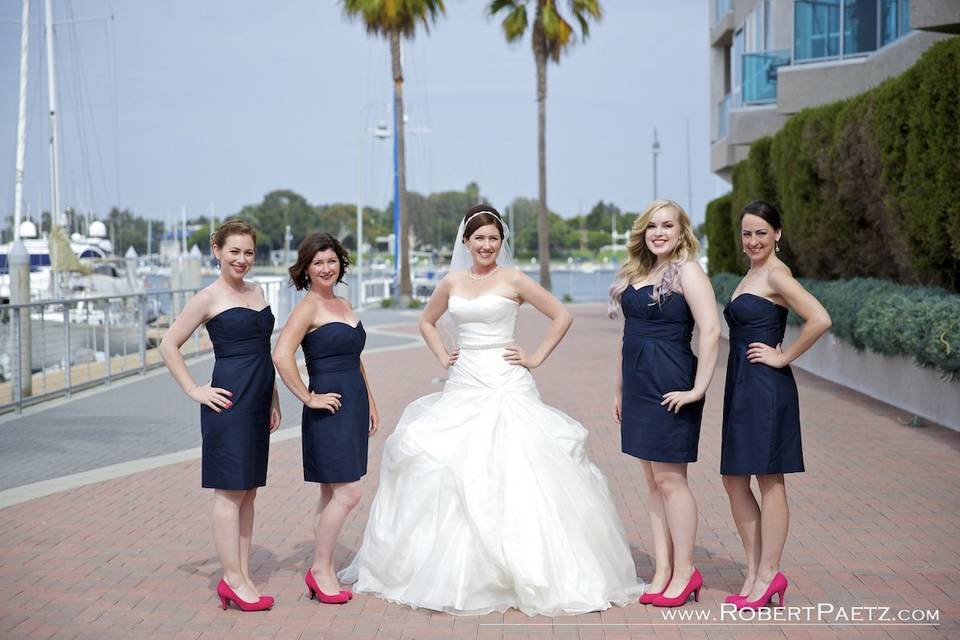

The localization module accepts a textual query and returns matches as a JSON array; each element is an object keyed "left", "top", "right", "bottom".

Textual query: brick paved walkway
[{"left": 1, "top": 304, "right": 957, "bottom": 639}]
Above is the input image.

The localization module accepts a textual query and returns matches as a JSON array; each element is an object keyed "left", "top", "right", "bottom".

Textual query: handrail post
[
  {"left": 63, "top": 303, "right": 71, "bottom": 398},
  {"left": 139, "top": 293, "right": 147, "bottom": 374},
  {"left": 13, "top": 308, "right": 23, "bottom": 415},
  {"left": 104, "top": 299, "right": 112, "bottom": 386}
]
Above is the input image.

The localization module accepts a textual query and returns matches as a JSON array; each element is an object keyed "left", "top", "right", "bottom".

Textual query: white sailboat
[{"left": 0, "top": 0, "right": 141, "bottom": 304}]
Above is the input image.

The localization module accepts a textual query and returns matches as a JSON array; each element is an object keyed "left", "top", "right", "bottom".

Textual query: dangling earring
[
  {"left": 215, "top": 258, "right": 221, "bottom": 269},
  {"left": 775, "top": 241, "right": 781, "bottom": 253}
]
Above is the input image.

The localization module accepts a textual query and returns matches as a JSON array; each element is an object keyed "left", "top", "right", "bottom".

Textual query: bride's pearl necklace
[{"left": 468, "top": 266, "right": 499, "bottom": 281}]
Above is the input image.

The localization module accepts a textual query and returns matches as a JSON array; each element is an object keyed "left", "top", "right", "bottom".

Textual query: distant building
[{"left": 710, "top": 0, "right": 960, "bottom": 180}]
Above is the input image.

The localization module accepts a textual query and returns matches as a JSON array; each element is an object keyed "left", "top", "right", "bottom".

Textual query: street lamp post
[
  {"left": 652, "top": 127, "right": 660, "bottom": 201},
  {"left": 357, "top": 103, "right": 391, "bottom": 308}
]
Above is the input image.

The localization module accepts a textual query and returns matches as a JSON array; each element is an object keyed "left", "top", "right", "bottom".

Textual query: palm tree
[
  {"left": 342, "top": 0, "right": 445, "bottom": 300},
  {"left": 487, "top": 0, "right": 601, "bottom": 290}
]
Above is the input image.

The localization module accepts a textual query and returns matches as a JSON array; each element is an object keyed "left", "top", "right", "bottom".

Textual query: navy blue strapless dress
[
  {"left": 301, "top": 321, "right": 369, "bottom": 483},
  {"left": 721, "top": 294, "right": 804, "bottom": 475},
  {"left": 201, "top": 306, "right": 275, "bottom": 490},
  {"left": 620, "top": 285, "right": 704, "bottom": 463}
]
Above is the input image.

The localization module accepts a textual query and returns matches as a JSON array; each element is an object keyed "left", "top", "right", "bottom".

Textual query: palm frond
[
  {"left": 341, "top": 0, "right": 446, "bottom": 39},
  {"left": 487, "top": 0, "right": 521, "bottom": 17},
  {"left": 569, "top": 0, "right": 601, "bottom": 40},
  {"left": 502, "top": 5, "right": 529, "bottom": 41}
]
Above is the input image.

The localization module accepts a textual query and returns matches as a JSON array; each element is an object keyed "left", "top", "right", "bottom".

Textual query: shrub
[
  {"left": 704, "top": 194, "right": 739, "bottom": 276},
  {"left": 710, "top": 272, "right": 740, "bottom": 305},
  {"left": 728, "top": 38, "right": 960, "bottom": 291},
  {"left": 710, "top": 273, "right": 959, "bottom": 379}
]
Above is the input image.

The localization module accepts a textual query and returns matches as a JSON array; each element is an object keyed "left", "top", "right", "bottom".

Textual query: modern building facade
[{"left": 710, "top": 0, "right": 960, "bottom": 180}]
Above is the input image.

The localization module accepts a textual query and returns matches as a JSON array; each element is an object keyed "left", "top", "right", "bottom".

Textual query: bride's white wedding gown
[{"left": 340, "top": 294, "right": 643, "bottom": 616}]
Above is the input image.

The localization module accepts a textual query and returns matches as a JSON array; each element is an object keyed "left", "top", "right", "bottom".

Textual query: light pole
[
  {"left": 652, "top": 127, "right": 660, "bottom": 201},
  {"left": 357, "top": 103, "right": 390, "bottom": 308}
]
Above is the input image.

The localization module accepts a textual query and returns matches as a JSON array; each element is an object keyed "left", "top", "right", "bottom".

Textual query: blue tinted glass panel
[
  {"left": 795, "top": 0, "right": 840, "bottom": 61},
  {"left": 881, "top": 0, "right": 898, "bottom": 46},
  {"left": 844, "top": 0, "right": 878, "bottom": 55},
  {"left": 742, "top": 50, "right": 792, "bottom": 104},
  {"left": 899, "top": 0, "right": 910, "bottom": 35}
]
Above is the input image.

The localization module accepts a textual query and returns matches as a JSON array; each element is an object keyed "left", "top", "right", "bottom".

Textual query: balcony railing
[
  {"left": 742, "top": 49, "right": 792, "bottom": 104},
  {"left": 717, "top": 94, "right": 732, "bottom": 139}
]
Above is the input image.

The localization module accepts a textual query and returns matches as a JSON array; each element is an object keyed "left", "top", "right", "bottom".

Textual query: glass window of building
[
  {"left": 796, "top": 0, "right": 911, "bottom": 62},
  {"left": 844, "top": 0, "right": 879, "bottom": 55},
  {"left": 795, "top": 0, "right": 841, "bottom": 61},
  {"left": 881, "top": 0, "right": 911, "bottom": 46}
]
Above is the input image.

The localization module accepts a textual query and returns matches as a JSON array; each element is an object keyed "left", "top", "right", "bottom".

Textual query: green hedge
[
  {"left": 711, "top": 273, "right": 960, "bottom": 380},
  {"left": 704, "top": 193, "right": 739, "bottom": 275},
  {"left": 711, "top": 38, "right": 960, "bottom": 291}
]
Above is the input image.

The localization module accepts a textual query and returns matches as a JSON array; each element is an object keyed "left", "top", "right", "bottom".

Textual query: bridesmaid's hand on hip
[
  {"left": 189, "top": 382, "right": 232, "bottom": 413},
  {"left": 746, "top": 342, "right": 788, "bottom": 368},
  {"left": 307, "top": 392, "right": 342, "bottom": 413}
]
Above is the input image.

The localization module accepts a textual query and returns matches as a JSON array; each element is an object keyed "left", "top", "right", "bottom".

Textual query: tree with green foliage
[
  {"left": 487, "top": 0, "right": 602, "bottom": 290},
  {"left": 341, "top": 0, "right": 446, "bottom": 300}
]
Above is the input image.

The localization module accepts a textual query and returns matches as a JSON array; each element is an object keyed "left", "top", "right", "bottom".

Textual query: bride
[{"left": 339, "top": 205, "right": 643, "bottom": 616}]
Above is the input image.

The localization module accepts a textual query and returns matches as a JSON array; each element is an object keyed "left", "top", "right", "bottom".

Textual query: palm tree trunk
[
  {"left": 391, "top": 31, "right": 412, "bottom": 300},
  {"left": 535, "top": 48, "right": 551, "bottom": 290}
]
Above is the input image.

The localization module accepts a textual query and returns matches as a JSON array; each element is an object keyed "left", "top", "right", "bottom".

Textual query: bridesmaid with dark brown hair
[
  {"left": 721, "top": 200, "right": 831, "bottom": 610},
  {"left": 273, "top": 232, "right": 379, "bottom": 605}
]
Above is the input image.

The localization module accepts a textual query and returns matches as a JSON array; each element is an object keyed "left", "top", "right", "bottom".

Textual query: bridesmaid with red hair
[{"left": 160, "top": 219, "right": 280, "bottom": 612}]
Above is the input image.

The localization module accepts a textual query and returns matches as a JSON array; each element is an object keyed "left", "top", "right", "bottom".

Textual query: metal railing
[{"left": 0, "top": 276, "right": 405, "bottom": 415}]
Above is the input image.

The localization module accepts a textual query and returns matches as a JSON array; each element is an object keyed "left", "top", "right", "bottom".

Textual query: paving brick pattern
[{"left": 0, "top": 304, "right": 957, "bottom": 639}]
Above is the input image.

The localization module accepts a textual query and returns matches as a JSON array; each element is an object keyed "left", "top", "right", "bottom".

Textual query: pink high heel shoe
[
  {"left": 724, "top": 593, "right": 747, "bottom": 605},
  {"left": 650, "top": 569, "right": 703, "bottom": 608},
  {"left": 735, "top": 571, "right": 788, "bottom": 609},
  {"left": 305, "top": 569, "right": 350, "bottom": 605},
  {"left": 639, "top": 587, "right": 665, "bottom": 605},
  {"left": 639, "top": 572, "right": 672, "bottom": 604},
  {"left": 216, "top": 578, "right": 274, "bottom": 611}
]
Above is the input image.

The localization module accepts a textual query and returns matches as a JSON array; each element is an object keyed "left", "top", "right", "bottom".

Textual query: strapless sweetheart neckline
[
  {"left": 207, "top": 305, "right": 272, "bottom": 322},
  {"left": 449, "top": 293, "right": 519, "bottom": 305}
]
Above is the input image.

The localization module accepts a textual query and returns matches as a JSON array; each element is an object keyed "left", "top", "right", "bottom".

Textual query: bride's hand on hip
[
  {"left": 441, "top": 348, "right": 460, "bottom": 369},
  {"left": 504, "top": 345, "right": 539, "bottom": 369}
]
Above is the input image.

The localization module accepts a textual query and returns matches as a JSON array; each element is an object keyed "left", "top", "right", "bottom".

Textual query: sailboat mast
[
  {"left": 13, "top": 0, "right": 30, "bottom": 241},
  {"left": 45, "top": 0, "right": 62, "bottom": 230}
]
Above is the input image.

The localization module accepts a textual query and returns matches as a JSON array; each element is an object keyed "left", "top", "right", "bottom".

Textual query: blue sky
[{"left": 0, "top": 0, "right": 727, "bottom": 229}]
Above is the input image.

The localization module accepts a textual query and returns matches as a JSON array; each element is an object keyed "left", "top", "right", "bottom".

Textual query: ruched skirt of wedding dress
[{"left": 339, "top": 345, "right": 644, "bottom": 616}]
